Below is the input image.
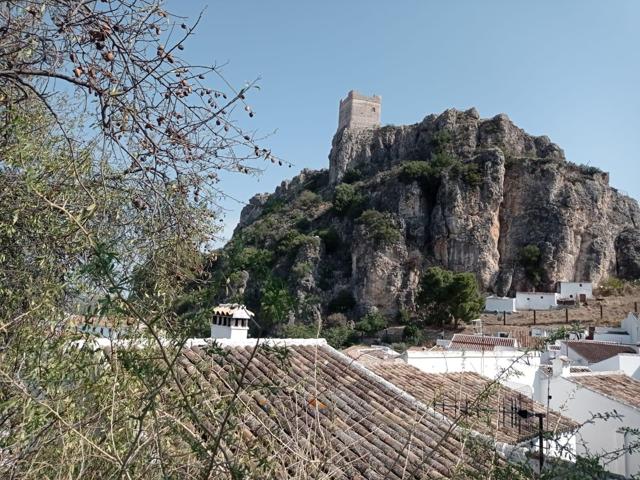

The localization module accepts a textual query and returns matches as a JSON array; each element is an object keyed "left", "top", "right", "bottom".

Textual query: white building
[
  {"left": 622, "top": 312, "right": 640, "bottom": 345},
  {"left": 515, "top": 292, "right": 558, "bottom": 311},
  {"left": 404, "top": 348, "right": 542, "bottom": 396},
  {"left": 485, "top": 295, "right": 517, "bottom": 313},
  {"left": 589, "top": 312, "right": 640, "bottom": 346},
  {"left": 210, "top": 304, "right": 253, "bottom": 340},
  {"left": 590, "top": 353, "right": 640, "bottom": 380},
  {"left": 557, "top": 281, "right": 593, "bottom": 301},
  {"left": 550, "top": 340, "right": 637, "bottom": 367},
  {"left": 534, "top": 367, "right": 640, "bottom": 477}
]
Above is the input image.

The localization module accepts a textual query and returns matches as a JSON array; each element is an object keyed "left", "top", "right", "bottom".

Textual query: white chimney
[
  {"left": 211, "top": 304, "right": 253, "bottom": 340},
  {"left": 551, "top": 355, "right": 571, "bottom": 377}
]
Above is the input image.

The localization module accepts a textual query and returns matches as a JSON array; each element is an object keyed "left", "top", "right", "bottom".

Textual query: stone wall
[{"left": 338, "top": 90, "right": 381, "bottom": 131}]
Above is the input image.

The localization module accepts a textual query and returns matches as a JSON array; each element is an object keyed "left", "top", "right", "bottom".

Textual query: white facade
[
  {"left": 484, "top": 295, "right": 516, "bottom": 313},
  {"left": 592, "top": 327, "right": 633, "bottom": 344},
  {"left": 591, "top": 354, "right": 640, "bottom": 380},
  {"left": 534, "top": 372, "right": 640, "bottom": 477},
  {"left": 558, "top": 281, "right": 593, "bottom": 300},
  {"left": 591, "top": 312, "right": 640, "bottom": 345},
  {"left": 515, "top": 292, "right": 559, "bottom": 311},
  {"left": 622, "top": 312, "right": 640, "bottom": 345},
  {"left": 404, "top": 349, "right": 541, "bottom": 396}
]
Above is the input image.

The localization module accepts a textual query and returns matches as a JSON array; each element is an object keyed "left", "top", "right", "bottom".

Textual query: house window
[{"left": 372, "top": 107, "right": 376, "bottom": 112}]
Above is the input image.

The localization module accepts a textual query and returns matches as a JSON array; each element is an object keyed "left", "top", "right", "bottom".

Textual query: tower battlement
[{"left": 337, "top": 90, "right": 381, "bottom": 131}]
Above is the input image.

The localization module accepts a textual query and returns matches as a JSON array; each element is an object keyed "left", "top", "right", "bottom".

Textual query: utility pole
[
  {"left": 537, "top": 412, "right": 545, "bottom": 474},
  {"left": 517, "top": 409, "right": 546, "bottom": 476}
]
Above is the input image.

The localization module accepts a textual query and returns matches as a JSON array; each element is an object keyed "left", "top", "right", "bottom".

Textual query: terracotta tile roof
[
  {"left": 569, "top": 373, "right": 640, "bottom": 410},
  {"left": 564, "top": 341, "right": 636, "bottom": 363},
  {"left": 175, "top": 340, "right": 504, "bottom": 478},
  {"left": 448, "top": 334, "right": 517, "bottom": 351},
  {"left": 479, "top": 326, "right": 545, "bottom": 350},
  {"left": 341, "top": 345, "right": 402, "bottom": 365},
  {"left": 366, "top": 363, "right": 577, "bottom": 445}
]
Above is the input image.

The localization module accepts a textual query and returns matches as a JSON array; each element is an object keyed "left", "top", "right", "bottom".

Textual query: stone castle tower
[{"left": 337, "top": 90, "right": 381, "bottom": 130}]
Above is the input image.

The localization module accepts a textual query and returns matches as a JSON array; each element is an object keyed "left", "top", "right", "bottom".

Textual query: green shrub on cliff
[
  {"left": 357, "top": 209, "right": 401, "bottom": 246},
  {"left": 333, "top": 183, "right": 364, "bottom": 216},
  {"left": 519, "top": 244, "right": 543, "bottom": 287}
]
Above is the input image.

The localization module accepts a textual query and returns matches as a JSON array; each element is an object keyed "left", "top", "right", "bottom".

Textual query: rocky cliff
[{"left": 217, "top": 108, "right": 640, "bottom": 322}]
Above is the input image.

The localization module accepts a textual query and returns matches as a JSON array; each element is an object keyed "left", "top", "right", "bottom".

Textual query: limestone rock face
[
  {"left": 615, "top": 229, "right": 640, "bottom": 279},
  {"left": 224, "top": 108, "right": 640, "bottom": 321}
]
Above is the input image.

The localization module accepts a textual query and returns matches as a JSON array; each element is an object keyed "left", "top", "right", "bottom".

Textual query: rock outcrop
[{"left": 221, "top": 108, "right": 640, "bottom": 321}]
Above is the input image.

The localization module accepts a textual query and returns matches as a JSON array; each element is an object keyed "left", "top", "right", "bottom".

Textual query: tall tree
[{"left": 416, "top": 266, "right": 484, "bottom": 329}]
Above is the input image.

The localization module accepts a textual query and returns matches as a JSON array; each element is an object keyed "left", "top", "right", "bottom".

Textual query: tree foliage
[
  {"left": 416, "top": 267, "right": 484, "bottom": 329},
  {"left": 0, "top": 2, "right": 292, "bottom": 477},
  {"left": 357, "top": 209, "right": 401, "bottom": 246},
  {"left": 355, "top": 311, "right": 387, "bottom": 336},
  {"left": 519, "top": 244, "right": 543, "bottom": 287}
]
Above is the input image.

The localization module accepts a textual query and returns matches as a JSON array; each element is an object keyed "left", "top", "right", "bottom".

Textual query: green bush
[
  {"left": 430, "top": 129, "right": 452, "bottom": 150},
  {"left": 342, "top": 167, "right": 362, "bottom": 184},
  {"left": 318, "top": 226, "right": 341, "bottom": 253},
  {"left": 579, "top": 164, "right": 603, "bottom": 176},
  {"left": 294, "top": 216, "right": 311, "bottom": 232},
  {"left": 280, "top": 323, "right": 355, "bottom": 349},
  {"left": 327, "top": 289, "right": 356, "bottom": 313},
  {"left": 451, "top": 161, "right": 482, "bottom": 187},
  {"left": 398, "top": 161, "right": 436, "bottom": 187},
  {"left": 403, "top": 324, "right": 422, "bottom": 344},
  {"left": 357, "top": 209, "right": 401, "bottom": 246},
  {"left": 598, "top": 276, "right": 625, "bottom": 296},
  {"left": 261, "top": 196, "right": 284, "bottom": 215},
  {"left": 291, "top": 261, "right": 313, "bottom": 281},
  {"left": 519, "top": 244, "right": 543, "bottom": 287},
  {"left": 323, "top": 325, "right": 357, "bottom": 349},
  {"left": 276, "top": 230, "right": 314, "bottom": 256},
  {"left": 333, "top": 183, "right": 364, "bottom": 217},
  {"left": 296, "top": 190, "right": 321, "bottom": 210},
  {"left": 229, "top": 246, "right": 273, "bottom": 279},
  {"left": 416, "top": 266, "right": 484, "bottom": 329},
  {"left": 355, "top": 311, "right": 387, "bottom": 336}
]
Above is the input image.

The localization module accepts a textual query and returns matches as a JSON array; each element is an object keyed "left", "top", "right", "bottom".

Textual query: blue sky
[{"left": 169, "top": 0, "right": 640, "bottom": 244}]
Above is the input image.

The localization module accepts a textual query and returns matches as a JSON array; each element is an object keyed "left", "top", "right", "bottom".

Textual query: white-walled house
[
  {"left": 534, "top": 368, "right": 640, "bottom": 477},
  {"left": 590, "top": 312, "right": 640, "bottom": 345},
  {"left": 210, "top": 304, "right": 253, "bottom": 340},
  {"left": 551, "top": 340, "right": 637, "bottom": 366},
  {"left": 590, "top": 353, "right": 640, "bottom": 380},
  {"left": 557, "top": 281, "right": 593, "bottom": 301},
  {"left": 515, "top": 292, "right": 559, "bottom": 310},
  {"left": 404, "top": 347, "right": 542, "bottom": 396},
  {"left": 485, "top": 295, "right": 517, "bottom": 313}
]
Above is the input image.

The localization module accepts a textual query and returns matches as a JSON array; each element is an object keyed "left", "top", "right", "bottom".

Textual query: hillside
[{"left": 210, "top": 108, "right": 640, "bottom": 328}]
